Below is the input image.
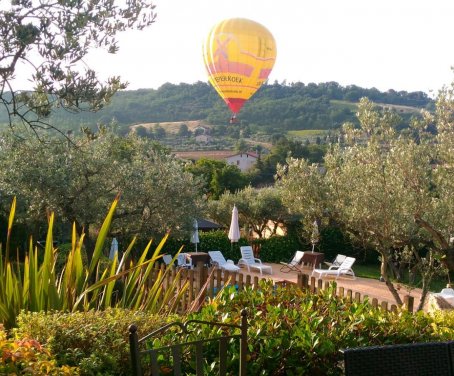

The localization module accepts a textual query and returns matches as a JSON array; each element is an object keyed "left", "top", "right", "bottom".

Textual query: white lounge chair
[
  {"left": 324, "top": 254, "right": 347, "bottom": 268},
  {"left": 177, "top": 253, "right": 192, "bottom": 269},
  {"left": 312, "top": 256, "right": 356, "bottom": 279},
  {"left": 208, "top": 251, "right": 240, "bottom": 272},
  {"left": 238, "top": 246, "right": 272, "bottom": 275},
  {"left": 162, "top": 254, "right": 173, "bottom": 266},
  {"left": 280, "top": 251, "right": 305, "bottom": 273}
]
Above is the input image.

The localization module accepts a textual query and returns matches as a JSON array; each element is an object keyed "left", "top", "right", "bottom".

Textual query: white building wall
[{"left": 225, "top": 153, "right": 257, "bottom": 172}]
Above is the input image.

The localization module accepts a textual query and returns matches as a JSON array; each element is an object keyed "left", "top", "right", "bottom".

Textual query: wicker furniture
[{"left": 342, "top": 341, "right": 454, "bottom": 376}]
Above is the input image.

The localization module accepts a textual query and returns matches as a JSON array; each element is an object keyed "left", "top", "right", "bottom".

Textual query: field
[
  {"left": 331, "top": 99, "right": 422, "bottom": 114},
  {"left": 130, "top": 120, "right": 207, "bottom": 134},
  {"left": 287, "top": 129, "right": 328, "bottom": 137}
]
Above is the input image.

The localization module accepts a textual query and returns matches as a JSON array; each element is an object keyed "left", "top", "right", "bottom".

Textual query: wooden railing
[{"left": 151, "top": 262, "right": 414, "bottom": 314}]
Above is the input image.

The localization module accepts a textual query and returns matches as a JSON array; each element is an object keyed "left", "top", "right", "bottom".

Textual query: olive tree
[
  {"left": 208, "top": 186, "right": 290, "bottom": 239},
  {"left": 279, "top": 98, "right": 451, "bottom": 310},
  {"left": 0, "top": 129, "right": 203, "bottom": 248},
  {"left": 0, "top": 0, "right": 155, "bottom": 133}
]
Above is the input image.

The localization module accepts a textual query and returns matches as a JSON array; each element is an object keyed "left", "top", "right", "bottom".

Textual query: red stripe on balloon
[{"left": 225, "top": 98, "right": 246, "bottom": 114}]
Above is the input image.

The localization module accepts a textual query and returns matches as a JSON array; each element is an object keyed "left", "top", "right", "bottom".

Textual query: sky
[{"left": 72, "top": 0, "right": 454, "bottom": 95}]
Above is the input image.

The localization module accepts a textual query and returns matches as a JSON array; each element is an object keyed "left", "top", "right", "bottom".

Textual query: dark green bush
[
  {"left": 13, "top": 288, "right": 454, "bottom": 376},
  {"left": 188, "top": 281, "right": 454, "bottom": 375},
  {"left": 252, "top": 235, "right": 301, "bottom": 263},
  {"left": 161, "top": 230, "right": 249, "bottom": 262},
  {"left": 15, "top": 309, "right": 178, "bottom": 376}
]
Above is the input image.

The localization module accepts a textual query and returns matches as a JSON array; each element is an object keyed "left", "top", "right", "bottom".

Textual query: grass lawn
[{"left": 354, "top": 262, "right": 447, "bottom": 292}]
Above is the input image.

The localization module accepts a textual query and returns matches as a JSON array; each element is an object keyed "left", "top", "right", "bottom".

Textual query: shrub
[
  {"left": 13, "top": 288, "right": 454, "bottom": 375},
  {"left": 252, "top": 235, "right": 301, "bottom": 263},
  {"left": 161, "top": 230, "right": 249, "bottom": 262},
  {"left": 15, "top": 309, "right": 178, "bottom": 376},
  {"left": 1, "top": 324, "right": 78, "bottom": 375},
  {"left": 189, "top": 281, "right": 454, "bottom": 375}
]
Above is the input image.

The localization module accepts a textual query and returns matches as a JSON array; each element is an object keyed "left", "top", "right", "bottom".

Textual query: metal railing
[{"left": 129, "top": 309, "right": 248, "bottom": 376}]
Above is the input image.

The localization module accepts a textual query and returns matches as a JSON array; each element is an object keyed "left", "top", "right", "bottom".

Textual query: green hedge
[
  {"left": 163, "top": 225, "right": 367, "bottom": 265},
  {"left": 14, "top": 286, "right": 454, "bottom": 375},
  {"left": 187, "top": 282, "right": 454, "bottom": 375},
  {"left": 162, "top": 231, "right": 301, "bottom": 263},
  {"left": 15, "top": 309, "right": 178, "bottom": 376}
]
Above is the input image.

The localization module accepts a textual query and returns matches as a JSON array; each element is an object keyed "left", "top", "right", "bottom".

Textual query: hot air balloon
[{"left": 203, "top": 18, "right": 277, "bottom": 121}]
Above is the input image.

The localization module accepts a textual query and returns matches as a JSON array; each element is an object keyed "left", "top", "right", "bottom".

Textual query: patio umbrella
[
  {"left": 190, "top": 219, "right": 200, "bottom": 252},
  {"left": 228, "top": 205, "right": 241, "bottom": 250},
  {"left": 109, "top": 237, "right": 119, "bottom": 260},
  {"left": 310, "top": 220, "right": 319, "bottom": 253}
]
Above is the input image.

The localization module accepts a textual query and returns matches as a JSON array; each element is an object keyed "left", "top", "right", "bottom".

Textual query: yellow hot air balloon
[{"left": 203, "top": 18, "right": 277, "bottom": 118}]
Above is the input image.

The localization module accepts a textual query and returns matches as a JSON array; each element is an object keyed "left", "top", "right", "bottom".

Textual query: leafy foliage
[
  {"left": 0, "top": 197, "right": 189, "bottom": 328},
  {"left": 0, "top": 0, "right": 156, "bottom": 132},
  {"left": 11, "top": 284, "right": 454, "bottom": 375},
  {"left": 15, "top": 309, "right": 174, "bottom": 376},
  {"left": 208, "top": 186, "right": 291, "bottom": 238},
  {"left": 0, "top": 81, "right": 432, "bottom": 134},
  {"left": 0, "top": 130, "right": 203, "bottom": 244},
  {"left": 278, "top": 97, "right": 453, "bottom": 309},
  {"left": 1, "top": 324, "right": 78, "bottom": 375}
]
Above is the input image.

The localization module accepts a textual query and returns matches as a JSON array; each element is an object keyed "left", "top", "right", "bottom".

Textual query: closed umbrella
[
  {"left": 310, "top": 220, "right": 319, "bottom": 253},
  {"left": 228, "top": 205, "right": 241, "bottom": 250},
  {"left": 190, "top": 219, "right": 200, "bottom": 252},
  {"left": 109, "top": 237, "right": 119, "bottom": 260}
]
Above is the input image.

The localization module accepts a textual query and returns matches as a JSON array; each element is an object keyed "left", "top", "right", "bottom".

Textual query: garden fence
[{"left": 150, "top": 262, "right": 414, "bottom": 314}]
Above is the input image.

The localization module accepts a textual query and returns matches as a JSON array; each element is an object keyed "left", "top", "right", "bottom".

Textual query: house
[
  {"left": 225, "top": 152, "right": 258, "bottom": 172},
  {"left": 195, "top": 134, "right": 213, "bottom": 143}
]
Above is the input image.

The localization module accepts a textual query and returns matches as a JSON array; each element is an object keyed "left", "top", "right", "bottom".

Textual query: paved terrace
[{"left": 238, "top": 262, "right": 425, "bottom": 311}]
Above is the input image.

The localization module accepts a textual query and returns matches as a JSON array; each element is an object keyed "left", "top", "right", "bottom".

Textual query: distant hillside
[
  {"left": 130, "top": 120, "right": 207, "bottom": 134},
  {"left": 0, "top": 81, "right": 433, "bottom": 134}
]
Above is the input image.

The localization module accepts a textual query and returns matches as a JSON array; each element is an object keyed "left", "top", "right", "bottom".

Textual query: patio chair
[
  {"left": 176, "top": 253, "right": 192, "bottom": 269},
  {"left": 312, "top": 256, "right": 356, "bottom": 279},
  {"left": 238, "top": 246, "right": 272, "bottom": 275},
  {"left": 208, "top": 251, "right": 241, "bottom": 272},
  {"left": 324, "top": 254, "right": 347, "bottom": 268},
  {"left": 162, "top": 254, "right": 173, "bottom": 266},
  {"left": 280, "top": 251, "right": 305, "bottom": 273}
]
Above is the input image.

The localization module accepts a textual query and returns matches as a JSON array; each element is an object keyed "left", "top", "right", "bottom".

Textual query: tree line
[{"left": 0, "top": 81, "right": 433, "bottom": 134}]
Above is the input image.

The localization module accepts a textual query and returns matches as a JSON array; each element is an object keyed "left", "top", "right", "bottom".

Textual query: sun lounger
[
  {"left": 280, "top": 251, "right": 305, "bottom": 272},
  {"left": 238, "top": 246, "right": 272, "bottom": 275},
  {"left": 312, "top": 257, "right": 356, "bottom": 279},
  {"left": 208, "top": 251, "right": 241, "bottom": 272},
  {"left": 324, "top": 254, "right": 347, "bottom": 268}
]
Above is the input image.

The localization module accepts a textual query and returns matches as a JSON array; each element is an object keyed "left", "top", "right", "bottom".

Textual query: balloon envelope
[{"left": 203, "top": 18, "right": 277, "bottom": 114}]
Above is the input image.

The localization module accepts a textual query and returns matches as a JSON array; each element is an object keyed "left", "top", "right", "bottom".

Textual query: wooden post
[
  {"left": 246, "top": 274, "right": 251, "bottom": 288},
  {"left": 346, "top": 289, "right": 353, "bottom": 302},
  {"left": 338, "top": 287, "right": 344, "bottom": 298},
  {"left": 238, "top": 273, "right": 244, "bottom": 291},
  {"left": 381, "top": 301, "right": 388, "bottom": 311},
  {"left": 310, "top": 276, "right": 316, "bottom": 293},
  {"left": 355, "top": 292, "right": 361, "bottom": 302},
  {"left": 403, "top": 295, "right": 414, "bottom": 313}
]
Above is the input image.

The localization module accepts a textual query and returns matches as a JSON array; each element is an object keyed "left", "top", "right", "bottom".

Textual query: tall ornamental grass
[{"left": 0, "top": 197, "right": 188, "bottom": 328}]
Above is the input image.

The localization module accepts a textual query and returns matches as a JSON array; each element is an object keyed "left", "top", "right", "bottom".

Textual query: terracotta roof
[{"left": 226, "top": 152, "right": 258, "bottom": 159}]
